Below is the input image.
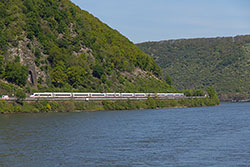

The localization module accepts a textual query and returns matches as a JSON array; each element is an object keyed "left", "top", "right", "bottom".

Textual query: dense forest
[
  {"left": 137, "top": 35, "right": 250, "bottom": 101},
  {"left": 0, "top": 0, "right": 175, "bottom": 95}
]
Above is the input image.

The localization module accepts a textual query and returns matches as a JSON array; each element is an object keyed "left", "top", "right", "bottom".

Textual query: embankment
[{"left": 0, "top": 97, "right": 219, "bottom": 114}]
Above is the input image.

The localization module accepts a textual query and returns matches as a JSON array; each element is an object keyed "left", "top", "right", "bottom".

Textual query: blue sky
[{"left": 71, "top": 0, "right": 250, "bottom": 43}]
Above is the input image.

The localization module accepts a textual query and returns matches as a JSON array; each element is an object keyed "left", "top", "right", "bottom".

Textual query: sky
[{"left": 71, "top": 0, "right": 250, "bottom": 43}]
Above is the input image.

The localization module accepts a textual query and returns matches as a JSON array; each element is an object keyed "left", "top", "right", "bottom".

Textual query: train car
[
  {"left": 180, "top": 93, "right": 185, "bottom": 96},
  {"left": 134, "top": 93, "right": 147, "bottom": 98},
  {"left": 146, "top": 93, "right": 157, "bottom": 97},
  {"left": 29, "top": 92, "right": 185, "bottom": 99},
  {"left": 156, "top": 93, "right": 167, "bottom": 97},
  {"left": 90, "top": 93, "right": 106, "bottom": 98},
  {"left": 106, "top": 93, "right": 121, "bottom": 98},
  {"left": 174, "top": 93, "right": 184, "bottom": 97},
  {"left": 167, "top": 93, "right": 175, "bottom": 97},
  {"left": 121, "top": 93, "right": 134, "bottom": 98},
  {"left": 30, "top": 93, "right": 53, "bottom": 98},
  {"left": 73, "top": 93, "right": 90, "bottom": 98},
  {"left": 53, "top": 92, "right": 72, "bottom": 98}
]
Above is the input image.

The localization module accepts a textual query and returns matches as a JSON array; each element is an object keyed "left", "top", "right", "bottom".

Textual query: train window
[
  {"left": 135, "top": 94, "right": 145, "bottom": 96},
  {"left": 74, "top": 94, "right": 89, "bottom": 96},
  {"left": 122, "top": 94, "right": 133, "bottom": 96},
  {"left": 40, "top": 94, "right": 52, "bottom": 96},
  {"left": 34, "top": 94, "right": 39, "bottom": 96},
  {"left": 92, "top": 94, "right": 105, "bottom": 96},
  {"left": 55, "top": 94, "right": 71, "bottom": 96}
]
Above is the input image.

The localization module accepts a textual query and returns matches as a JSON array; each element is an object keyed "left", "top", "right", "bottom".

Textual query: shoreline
[
  {"left": 1, "top": 97, "right": 220, "bottom": 114},
  {"left": 1, "top": 105, "right": 218, "bottom": 114},
  {"left": 221, "top": 100, "right": 250, "bottom": 103}
]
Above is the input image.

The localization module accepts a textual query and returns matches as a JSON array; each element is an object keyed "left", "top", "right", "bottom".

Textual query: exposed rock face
[
  {"left": 7, "top": 36, "right": 97, "bottom": 88},
  {"left": 8, "top": 39, "right": 46, "bottom": 87}
]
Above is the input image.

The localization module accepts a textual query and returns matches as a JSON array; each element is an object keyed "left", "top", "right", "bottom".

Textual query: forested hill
[
  {"left": 0, "top": 0, "right": 174, "bottom": 94},
  {"left": 137, "top": 35, "right": 250, "bottom": 101}
]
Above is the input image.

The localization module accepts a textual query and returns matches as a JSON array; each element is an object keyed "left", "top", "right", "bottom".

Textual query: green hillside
[
  {"left": 0, "top": 0, "right": 174, "bottom": 94},
  {"left": 137, "top": 35, "right": 250, "bottom": 101}
]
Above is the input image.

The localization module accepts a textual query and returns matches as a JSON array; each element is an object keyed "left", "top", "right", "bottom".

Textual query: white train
[{"left": 30, "top": 92, "right": 185, "bottom": 98}]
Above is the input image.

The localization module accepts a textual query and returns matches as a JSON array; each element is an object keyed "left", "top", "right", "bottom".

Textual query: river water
[{"left": 0, "top": 103, "right": 250, "bottom": 167}]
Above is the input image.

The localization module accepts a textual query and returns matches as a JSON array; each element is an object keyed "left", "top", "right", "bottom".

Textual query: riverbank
[
  {"left": 221, "top": 99, "right": 250, "bottom": 103},
  {"left": 0, "top": 97, "right": 219, "bottom": 114}
]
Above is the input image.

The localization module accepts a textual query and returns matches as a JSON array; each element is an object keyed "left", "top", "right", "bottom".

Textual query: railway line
[
  {"left": 4, "top": 96, "right": 206, "bottom": 102},
  {"left": 29, "top": 92, "right": 185, "bottom": 98},
  {"left": 2, "top": 92, "right": 207, "bottom": 101}
]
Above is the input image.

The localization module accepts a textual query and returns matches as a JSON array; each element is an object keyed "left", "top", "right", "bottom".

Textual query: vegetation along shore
[{"left": 0, "top": 87, "right": 219, "bottom": 114}]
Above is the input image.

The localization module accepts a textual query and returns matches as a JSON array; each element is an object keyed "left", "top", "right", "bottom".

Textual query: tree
[
  {"left": 0, "top": 31, "right": 7, "bottom": 49},
  {"left": 184, "top": 89, "right": 193, "bottom": 96},
  {"left": 67, "top": 66, "right": 86, "bottom": 88},
  {"left": 35, "top": 48, "right": 41, "bottom": 58},
  {"left": 15, "top": 89, "right": 26, "bottom": 100},
  {"left": 15, "top": 88, "right": 26, "bottom": 105},
  {"left": 50, "top": 64, "right": 67, "bottom": 87},
  {"left": 194, "top": 89, "right": 205, "bottom": 96},
  {"left": 5, "top": 62, "right": 28, "bottom": 86},
  {"left": 206, "top": 86, "right": 220, "bottom": 105},
  {"left": 47, "top": 46, "right": 63, "bottom": 66},
  {"left": 0, "top": 54, "right": 4, "bottom": 77},
  {"left": 0, "top": 100, "right": 7, "bottom": 113},
  {"left": 206, "top": 86, "right": 217, "bottom": 98},
  {"left": 146, "top": 97, "right": 157, "bottom": 109},
  {"left": 164, "top": 73, "right": 173, "bottom": 86},
  {"left": 0, "top": 2, "right": 7, "bottom": 18},
  {"left": 93, "top": 64, "right": 104, "bottom": 79}
]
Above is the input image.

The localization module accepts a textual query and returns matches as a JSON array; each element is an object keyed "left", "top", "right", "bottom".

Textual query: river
[{"left": 0, "top": 103, "right": 250, "bottom": 166}]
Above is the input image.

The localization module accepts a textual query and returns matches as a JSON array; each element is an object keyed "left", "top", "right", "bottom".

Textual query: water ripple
[{"left": 0, "top": 103, "right": 250, "bottom": 166}]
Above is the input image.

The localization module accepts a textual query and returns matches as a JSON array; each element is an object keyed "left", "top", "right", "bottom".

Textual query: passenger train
[{"left": 30, "top": 92, "right": 185, "bottom": 98}]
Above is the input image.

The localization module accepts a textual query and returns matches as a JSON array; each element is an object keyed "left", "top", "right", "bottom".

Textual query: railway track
[{"left": 4, "top": 96, "right": 206, "bottom": 102}]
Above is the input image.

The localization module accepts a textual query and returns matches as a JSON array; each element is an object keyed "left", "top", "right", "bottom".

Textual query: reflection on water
[{"left": 1, "top": 103, "right": 250, "bottom": 166}]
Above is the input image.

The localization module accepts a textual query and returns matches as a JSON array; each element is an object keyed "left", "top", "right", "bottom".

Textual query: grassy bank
[{"left": 0, "top": 97, "right": 219, "bottom": 114}]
